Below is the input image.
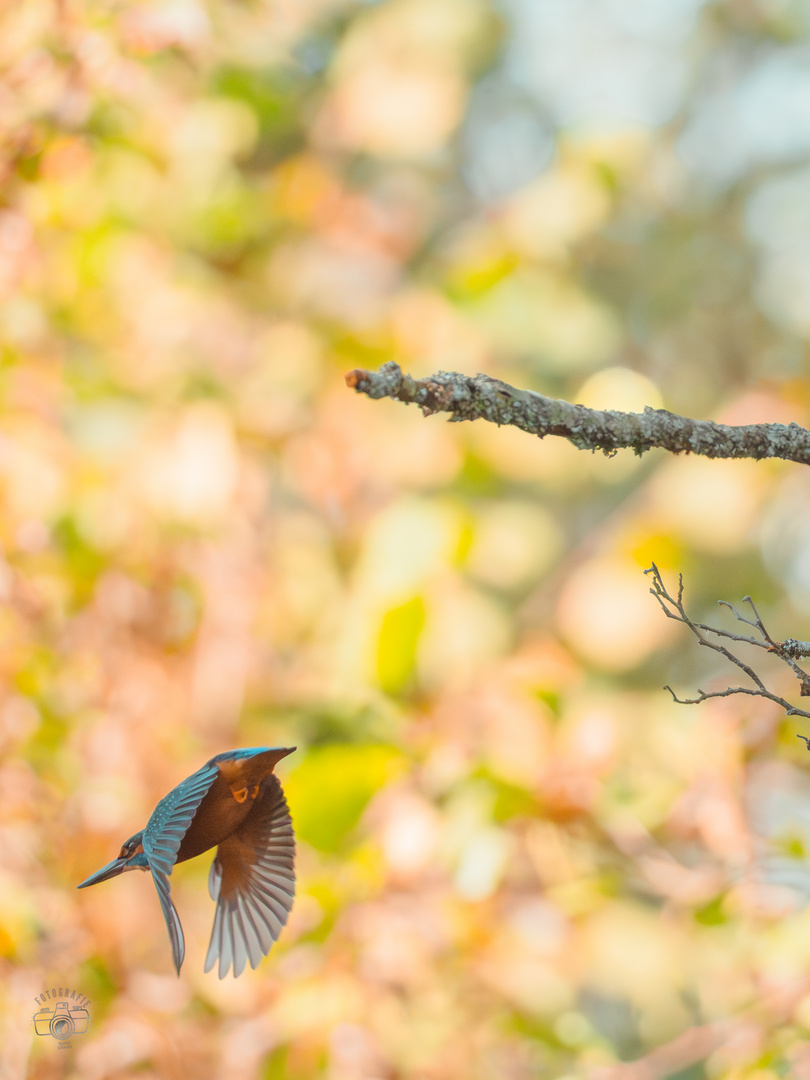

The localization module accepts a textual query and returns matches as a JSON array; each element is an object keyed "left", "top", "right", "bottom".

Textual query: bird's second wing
[
  {"left": 151, "top": 867, "right": 185, "bottom": 975},
  {"left": 143, "top": 762, "right": 220, "bottom": 877},
  {"left": 205, "top": 774, "right": 295, "bottom": 978}
]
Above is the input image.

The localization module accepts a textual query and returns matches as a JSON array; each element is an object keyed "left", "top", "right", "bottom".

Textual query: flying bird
[{"left": 78, "top": 746, "right": 296, "bottom": 978}]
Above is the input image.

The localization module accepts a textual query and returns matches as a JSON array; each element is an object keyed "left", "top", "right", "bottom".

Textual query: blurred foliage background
[{"left": 4, "top": 1, "right": 810, "bottom": 1078}]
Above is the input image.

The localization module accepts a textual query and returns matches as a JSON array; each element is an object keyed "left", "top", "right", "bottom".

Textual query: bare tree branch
[
  {"left": 645, "top": 564, "right": 810, "bottom": 721},
  {"left": 346, "top": 362, "right": 810, "bottom": 464},
  {"left": 348, "top": 363, "right": 810, "bottom": 727}
]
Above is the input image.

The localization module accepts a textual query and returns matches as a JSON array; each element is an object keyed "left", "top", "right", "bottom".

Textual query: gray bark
[{"left": 346, "top": 362, "right": 810, "bottom": 465}]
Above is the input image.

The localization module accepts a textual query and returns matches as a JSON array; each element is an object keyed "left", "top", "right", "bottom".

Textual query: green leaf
[
  {"left": 376, "top": 596, "right": 425, "bottom": 697},
  {"left": 284, "top": 744, "right": 405, "bottom": 853}
]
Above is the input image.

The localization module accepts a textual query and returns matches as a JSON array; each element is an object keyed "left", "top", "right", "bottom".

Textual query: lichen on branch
[{"left": 346, "top": 362, "right": 810, "bottom": 464}]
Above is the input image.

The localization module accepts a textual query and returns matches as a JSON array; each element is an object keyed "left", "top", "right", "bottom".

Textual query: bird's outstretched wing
[
  {"left": 142, "top": 761, "right": 220, "bottom": 974},
  {"left": 143, "top": 762, "right": 220, "bottom": 876},
  {"left": 204, "top": 774, "right": 295, "bottom": 978}
]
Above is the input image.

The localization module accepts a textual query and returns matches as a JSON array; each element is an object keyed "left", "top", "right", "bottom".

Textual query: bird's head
[{"left": 77, "top": 831, "right": 148, "bottom": 889}]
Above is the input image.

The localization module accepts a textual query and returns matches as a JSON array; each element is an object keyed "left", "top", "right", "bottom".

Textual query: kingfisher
[{"left": 78, "top": 746, "right": 296, "bottom": 978}]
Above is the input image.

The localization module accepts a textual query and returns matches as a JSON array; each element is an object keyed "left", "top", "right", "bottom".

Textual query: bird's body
[{"left": 78, "top": 746, "right": 296, "bottom": 978}]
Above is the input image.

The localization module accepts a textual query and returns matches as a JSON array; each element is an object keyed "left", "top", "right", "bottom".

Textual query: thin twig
[
  {"left": 645, "top": 564, "right": 810, "bottom": 721},
  {"left": 691, "top": 622, "right": 767, "bottom": 649}
]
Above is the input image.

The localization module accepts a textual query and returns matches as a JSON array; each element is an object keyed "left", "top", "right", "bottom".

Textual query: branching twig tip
[{"left": 647, "top": 566, "right": 810, "bottom": 722}]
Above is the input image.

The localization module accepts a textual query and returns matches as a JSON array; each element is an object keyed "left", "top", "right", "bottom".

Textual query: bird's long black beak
[
  {"left": 77, "top": 856, "right": 131, "bottom": 889},
  {"left": 257, "top": 746, "right": 297, "bottom": 770}
]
